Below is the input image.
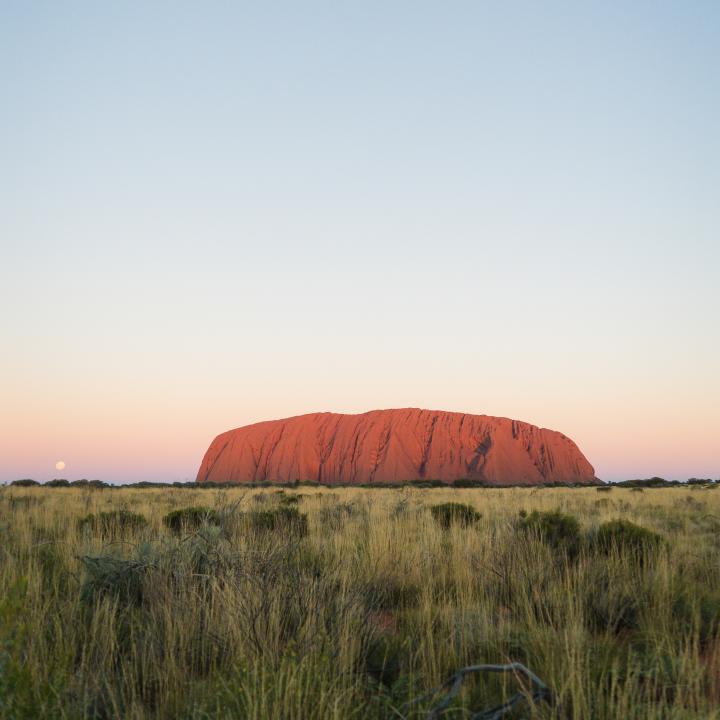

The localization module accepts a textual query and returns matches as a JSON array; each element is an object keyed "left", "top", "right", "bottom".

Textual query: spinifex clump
[
  {"left": 518, "top": 509, "right": 582, "bottom": 557},
  {"left": 248, "top": 506, "right": 309, "bottom": 537},
  {"left": 163, "top": 506, "right": 221, "bottom": 533},
  {"left": 429, "top": 502, "right": 482, "bottom": 528}
]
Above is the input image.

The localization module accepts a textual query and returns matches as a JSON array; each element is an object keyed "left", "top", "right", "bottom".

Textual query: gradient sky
[{"left": 2, "top": 1, "right": 719, "bottom": 483}]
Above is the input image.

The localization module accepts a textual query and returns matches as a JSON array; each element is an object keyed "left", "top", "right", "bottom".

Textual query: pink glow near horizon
[{"left": 2, "top": 376, "right": 718, "bottom": 483}]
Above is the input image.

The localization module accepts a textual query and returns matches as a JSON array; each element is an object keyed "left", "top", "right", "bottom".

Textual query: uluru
[{"left": 197, "top": 408, "right": 597, "bottom": 486}]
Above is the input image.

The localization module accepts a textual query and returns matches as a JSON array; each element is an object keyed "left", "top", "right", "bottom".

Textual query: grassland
[{"left": 2, "top": 484, "right": 720, "bottom": 719}]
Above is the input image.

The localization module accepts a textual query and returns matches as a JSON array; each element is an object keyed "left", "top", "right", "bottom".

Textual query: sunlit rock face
[{"left": 196, "top": 408, "right": 597, "bottom": 486}]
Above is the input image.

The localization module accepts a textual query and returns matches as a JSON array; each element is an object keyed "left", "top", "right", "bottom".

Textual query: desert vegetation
[{"left": 2, "top": 484, "right": 720, "bottom": 718}]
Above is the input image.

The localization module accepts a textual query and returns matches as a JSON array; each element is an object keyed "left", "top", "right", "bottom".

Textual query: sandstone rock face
[{"left": 197, "top": 409, "right": 597, "bottom": 486}]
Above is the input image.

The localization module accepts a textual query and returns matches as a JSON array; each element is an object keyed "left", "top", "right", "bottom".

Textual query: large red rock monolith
[{"left": 196, "top": 409, "right": 597, "bottom": 485}]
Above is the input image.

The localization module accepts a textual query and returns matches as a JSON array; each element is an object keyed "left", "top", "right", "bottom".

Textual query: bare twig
[{"left": 403, "top": 661, "right": 552, "bottom": 719}]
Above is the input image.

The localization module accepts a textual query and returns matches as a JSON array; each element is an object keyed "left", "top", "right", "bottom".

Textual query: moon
[{"left": 55, "top": 460, "right": 65, "bottom": 471}]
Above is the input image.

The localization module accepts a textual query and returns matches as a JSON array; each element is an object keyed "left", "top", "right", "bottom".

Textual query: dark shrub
[
  {"left": 78, "top": 510, "right": 147, "bottom": 538},
  {"left": 596, "top": 486, "right": 612, "bottom": 493},
  {"left": 365, "top": 576, "right": 421, "bottom": 611},
  {"left": 45, "top": 479, "right": 70, "bottom": 487},
  {"left": 249, "top": 506, "right": 308, "bottom": 537},
  {"left": 429, "top": 502, "right": 481, "bottom": 528},
  {"left": 364, "top": 634, "right": 404, "bottom": 687},
  {"left": 294, "top": 545, "right": 330, "bottom": 579},
  {"left": 592, "top": 519, "right": 663, "bottom": 556},
  {"left": 277, "top": 492, "right": 300, "bottom": 506},
  {"left": 408, "top": 479, "right": 446, "bottom": 488},
  {"left": 70, "top": 479, "right": 109, "bottom": 489},
  {"left": 616, "top": 477, "right": 678, "bottom": 488},
  {"left": 10, "top": 479, "right": 39, "bottom": 487},
  {"left": 88, "top": 480, "right": 109, "bottom": 489},
  {"left": 163, "top": 506, "right": 221, "bottom": 533},
  {"left": 586, "top": 574, "right": 645, "bottom": 635},
  {"left": 79, "top": 554, "right": 150, "bottom": 606},
  {"left": 518, "top": 510, "right": 582, "bottom": 556},
  {"left": 452, "top": 478, "right": 487, "bottom": 488},
  {"left": 672, "top": 588, "right": 720, "bottom": 647}
]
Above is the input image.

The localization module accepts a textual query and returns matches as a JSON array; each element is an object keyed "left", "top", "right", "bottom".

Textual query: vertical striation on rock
[{"left": 196, "top": 409, "right": 597, "bottom": 485}]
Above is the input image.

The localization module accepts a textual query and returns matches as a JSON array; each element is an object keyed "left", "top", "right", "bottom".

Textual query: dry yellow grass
[{"left": 2, "top": 484, "right": 720, "bottom": 718}]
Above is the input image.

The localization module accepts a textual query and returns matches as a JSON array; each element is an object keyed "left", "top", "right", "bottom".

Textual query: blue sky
[{"left": 1, "top": 1, "right": 718, "bottom": 482}]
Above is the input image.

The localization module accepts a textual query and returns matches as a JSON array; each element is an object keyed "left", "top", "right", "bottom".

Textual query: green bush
[
  {"left": 163, "top": 506, "right": 221, "bottom": 533},
  {"left": 429, "top": 502, "right": 481, "bottom": 528},
  {"left": 518, "top": 509, "right": 582, "bottom": 556},
  {"left": 79, "top": 553, "right": 151, "bottom": 606},
  {"left": 9, "top": 479, "right": 39, "bottom": 487},
  {"left": 78, "top": 510, "right": 147, "bottom": 538},
  {"left": 0, "top": 579, "right": 61, "bottom": 718},
  {"left": 592, "top": 519, "right": 664, "bottom": 556},
  {"left": 672, "top": 587, "right": 720, "bottom": 647},
  {"left": 249, "top": 506, "right": 308, "bottom": 537}
]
